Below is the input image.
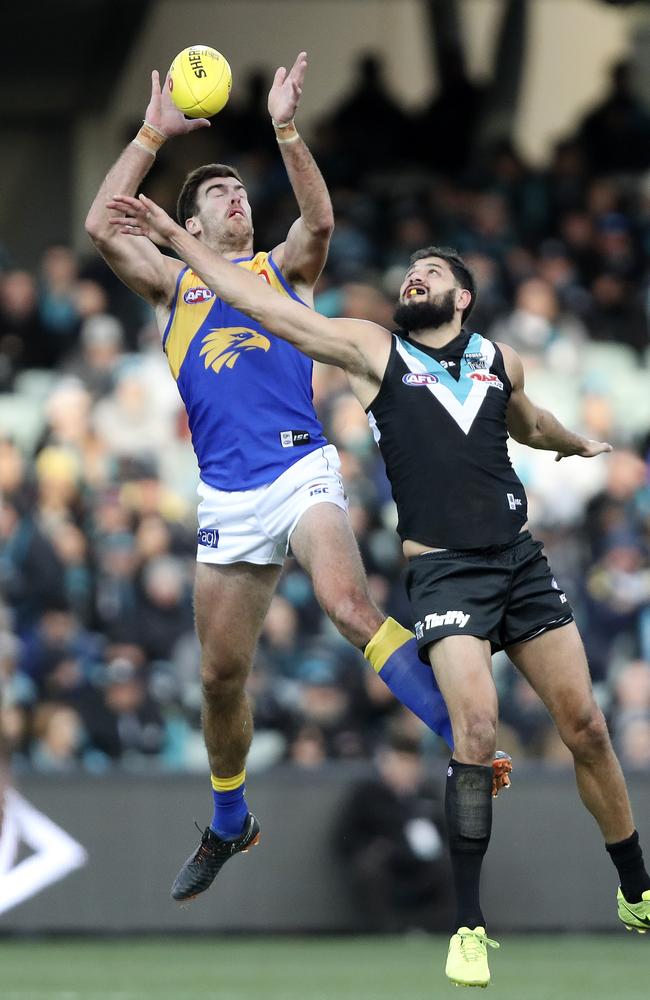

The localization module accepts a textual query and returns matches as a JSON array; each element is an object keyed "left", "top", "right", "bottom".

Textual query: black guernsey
[{"left": 366, "top": 329, "right": 528, "bottom": 549}]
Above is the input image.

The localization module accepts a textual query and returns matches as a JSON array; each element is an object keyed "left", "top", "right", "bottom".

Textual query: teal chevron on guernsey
[{"left": 395, "top": 333, "right": 497, "bottom": 434}]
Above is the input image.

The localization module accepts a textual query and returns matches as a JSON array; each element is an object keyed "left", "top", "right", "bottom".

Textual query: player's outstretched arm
[
  {"left": 108, "top": 193, "right": 387, "bottom": 381},
  {"left": 267, "top": 51, "right": 334, "bottom": 297},
  {"left": 501, "top": 343, "right": 612, "bottom": 461},
  {"left": 85, "top": 70, "right": 209, "bottom": 306}
]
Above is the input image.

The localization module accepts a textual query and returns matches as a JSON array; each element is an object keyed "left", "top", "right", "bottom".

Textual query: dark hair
[
  {"left": 408, "top": 245, "right": 476, "bottom": 322},
  {"left": 176, "top": 164, "right": 245, "bottom": 227}
]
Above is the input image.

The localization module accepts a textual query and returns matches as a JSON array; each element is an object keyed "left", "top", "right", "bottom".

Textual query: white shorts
[{"left": 196, "top": 444, "right": 348, "bottom": 565}]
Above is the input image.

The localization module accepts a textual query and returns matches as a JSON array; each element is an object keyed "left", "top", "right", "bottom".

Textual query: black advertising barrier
[{"left": 1, "top": 764, "right": 649, "bottom": 932}]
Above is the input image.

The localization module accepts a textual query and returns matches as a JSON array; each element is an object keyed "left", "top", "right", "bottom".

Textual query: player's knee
[
  {"left": 200, "top": 649, "right": 249, "bottom": 704},
  {"left": 453, "top": 715, "right": 497, "bottom": 764},
  {"left": 562, "top": 704, "right": 610, "bottom": 762}
]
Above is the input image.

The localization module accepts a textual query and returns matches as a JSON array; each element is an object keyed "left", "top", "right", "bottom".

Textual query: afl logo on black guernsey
[{"left": 402, "top": 373, "right": 439, "bottom": 387}]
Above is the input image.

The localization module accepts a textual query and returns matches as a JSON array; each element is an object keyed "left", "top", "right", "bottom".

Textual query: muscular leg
[
  {"left": 289, "top": 502, "right": 382, "bottom": 646},
  {"left": 428, "top": 635, "right": 497, "bottom": 930},
  {"left": 289, "top": 503, "right": 453, "bottom": 743},
  {"left": 506, "top": 622, "right": 634, "bottom": 843},
  {"left": 194, "top": 561, "right": 281, "bottom": 777},
  {"left": 428, "top": 635, "right": 497, "bottom": 764},
  {"left": 169, "top": 561, "right": 280, "bottom": 900},
  {"left": 508, "top": 623, "right": 650, "bottom": 910}
]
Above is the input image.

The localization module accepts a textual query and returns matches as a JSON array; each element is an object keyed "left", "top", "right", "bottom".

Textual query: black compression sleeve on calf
[
  {"left": 445, "top": 759, "right": 494, "bottom": 929},
  {"left": 606, "top": 829, "right": 650, "bottom": 903},
  {"left": 446, "top": 759, "right": 493, "bottom": 850}
]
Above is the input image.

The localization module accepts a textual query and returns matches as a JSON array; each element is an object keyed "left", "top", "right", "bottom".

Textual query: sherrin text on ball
[{"left": 168, "top": 45, "right": 232, "bottom": 118}]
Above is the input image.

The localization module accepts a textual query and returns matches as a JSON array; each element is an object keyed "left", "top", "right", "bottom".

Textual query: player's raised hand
[
  {"left": 268, "top": 51, "right": 307, "bottom": 125},
  {"left": 555, "top": 440, "right": 613, "bottom": 462},
  {"left": 106, "top": 193, "right": 178, "bottom": 245},
  {"left": 144, "top": 70, "right": 210, "bottom": 137}
]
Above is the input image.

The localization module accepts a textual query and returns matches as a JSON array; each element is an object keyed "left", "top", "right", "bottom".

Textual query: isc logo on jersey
[
  {"left": 468, "top": 372, "right": 503, "bottom": 390},
  {"left": 402, "top": 373, "right": 439, "bottom": 387},
  {"left": 184, "top": 287, "right": 215, "bottom": 304}
]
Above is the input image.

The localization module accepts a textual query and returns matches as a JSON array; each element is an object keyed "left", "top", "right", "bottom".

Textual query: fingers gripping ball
[{"left": 168, "top": 45, "right": 232, "bottom": 118}]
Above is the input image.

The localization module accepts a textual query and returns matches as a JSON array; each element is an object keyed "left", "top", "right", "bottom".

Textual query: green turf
[{"left": 0, "top": 934, "right": 646, "bottom": 1000}]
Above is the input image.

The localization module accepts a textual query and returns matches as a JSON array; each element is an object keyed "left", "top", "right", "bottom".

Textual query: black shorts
[{"left": 405, "top": 530, "right": 574, "bottom": 662}]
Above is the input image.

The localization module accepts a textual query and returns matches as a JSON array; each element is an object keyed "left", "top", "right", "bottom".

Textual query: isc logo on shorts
[
  {"left": 402, "top": 373, "right": 439, "bottom": 387},
  {"left": 184, "top": 287, "right": 215, "bottom": 304},
  {"left": 197, "top": 528, "right": 219, "bottom": 548}
]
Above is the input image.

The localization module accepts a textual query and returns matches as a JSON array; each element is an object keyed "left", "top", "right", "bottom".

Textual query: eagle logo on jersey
[{"left": 200, "top": 327, "right": 271, "bottom": 374}]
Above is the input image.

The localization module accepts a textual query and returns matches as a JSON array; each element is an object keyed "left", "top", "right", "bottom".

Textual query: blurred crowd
[{"left": 1, "top": 54, "right": 650, "bottom": 777}]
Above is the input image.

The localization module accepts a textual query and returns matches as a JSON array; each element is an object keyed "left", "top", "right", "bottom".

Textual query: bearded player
[
  {"left": 87, "top": 55, "right": 516, "bottom": 905},
  {"left": 110, "top": 191, "right": 650, "bottom": 988}
]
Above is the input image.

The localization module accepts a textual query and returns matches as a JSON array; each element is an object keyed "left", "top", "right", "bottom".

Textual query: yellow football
[{"left": 168, "top": 45, "right": 232, "bottom": 118}]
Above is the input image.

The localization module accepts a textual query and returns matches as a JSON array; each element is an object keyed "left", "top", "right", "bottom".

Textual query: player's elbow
[
  {"left": 84, "top": 207, "right": 110, "bottom": 248},
  {"left": 306, "top": 213, "right": 335, "bottom": 239}
]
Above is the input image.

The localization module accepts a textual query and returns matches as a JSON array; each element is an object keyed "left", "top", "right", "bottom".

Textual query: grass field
[{"left": 0, "top": 934, "right": 647, "bottom": 1000}]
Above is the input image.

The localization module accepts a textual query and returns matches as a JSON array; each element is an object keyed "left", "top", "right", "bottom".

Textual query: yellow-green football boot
[
  {"left": 617, "top": 887, "right": 650, "bottom": 934},
  {"left": 445, "top": 926, "right": 500, "bottom": 988}
]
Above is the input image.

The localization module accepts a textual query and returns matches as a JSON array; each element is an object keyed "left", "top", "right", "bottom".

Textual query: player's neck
[
  {"left": 221, "top": 245, "right": 254, "bottom": 261},
  {"left": 408, "top": 322, "right": 462, "bottom": 350},
  {"left": 201, "top": 235, "right": 254, "bottom": 260}
]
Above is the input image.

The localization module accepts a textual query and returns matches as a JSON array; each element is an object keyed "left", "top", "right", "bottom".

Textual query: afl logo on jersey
[
  {"left": 402, "top": 373, "right": 439, "bottom": 387},
  {"left": 184, "top": 287, "right": 215, "bottom": 304}
]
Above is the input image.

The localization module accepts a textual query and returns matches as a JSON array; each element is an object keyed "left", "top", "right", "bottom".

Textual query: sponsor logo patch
[
  {"left": 507, "top": 493, "right": 523, "bottom": 510},
  {"left": 184, "top": 286, "right": 215, "bottom": 304},
  {"left": 463, "top": 352, "right": 488, "bottom": 370},
  {"left": 423, "top": 610, "right": 471, "bottom": 629},
  {"left": 197, "top": 528, "right": 220, "bottom": 548},
  {"left": 402, "top": 372, "right": 439, "bottom": 387},
  {"left": 468, "top": 371, "right": 503, "bottom": 389},
  {"left": 280, "top": 430, "right": 311, "bottom": 448}
]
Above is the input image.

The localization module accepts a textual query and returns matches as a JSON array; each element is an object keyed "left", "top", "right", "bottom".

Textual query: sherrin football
[{"left": 168, "top": 45, "right": 232, "bottom": 118}]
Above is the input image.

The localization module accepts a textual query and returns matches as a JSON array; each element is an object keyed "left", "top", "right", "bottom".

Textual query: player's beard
[
  {"left": 393, "top": 288, "right": 457, "bottom": 332},
  {"left": 206, "top": 214, "right": 253, "bottom": 254}
]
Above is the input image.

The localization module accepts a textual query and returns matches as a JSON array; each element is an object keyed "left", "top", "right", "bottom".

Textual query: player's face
[
  {"left": 398, "top": 257, "right": 458, "bottom": 305},
  {"left": 192, "top": 176, "right": 254, "bottom": 245},
  {"left": 394, "top": 257, "right": 464, "bottom": 331}
]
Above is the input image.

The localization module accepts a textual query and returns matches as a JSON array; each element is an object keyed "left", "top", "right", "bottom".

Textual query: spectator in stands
[
  {"left": 576, "top": 60, "right": 650, "bottom": 175},
  {"left": 93, "top": 360, "right": 172, "bottom": 461},
  {"left": 583, "top": 531, "right": 650, "bottom": 681},
  {"left": 87, "top": 652, "right": 166, "bottom": 763},
  {"left": 488, "top": 276, "right": 587, "bottom": 372},
  {"left": 132, "top": 556, "right": 193, "bottom": 663},
  {"left": 0, "top": 494, "right": 66, "bottom": 634},
  {"left": 292, "top": 648, "right": 368, "bottom": 761},
  {"left": 38, "top": 245, "right": 81, "bottom": 359},
  {"left": 334, "top": 730, "right": 451, "bottom": 931},
  {"left": 612, "top": 660, "right": 650, "bottom": 768},
  {"left": 65, "top": 313, "right": 125, "bottom": 399},
  {"left": 327, "top": 53, "right": 410, "bottom": 177},
  {"left": 584, "top": 272, "right": 648, "bottom": 355},
  {"left": 30, "top": 703, "right": 86, "bottom": 772},
  {"left": 0, "top": 270, "right": 51, "bottom": 385}
]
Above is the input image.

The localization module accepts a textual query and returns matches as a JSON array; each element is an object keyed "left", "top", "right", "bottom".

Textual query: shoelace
[{"left": 458, "top": 930, "right": 500, "bottom": 963}]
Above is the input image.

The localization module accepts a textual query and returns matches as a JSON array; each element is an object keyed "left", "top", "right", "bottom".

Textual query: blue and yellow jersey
[{"left": 162, "top": 251, "right": 327, "bottom": 490}]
